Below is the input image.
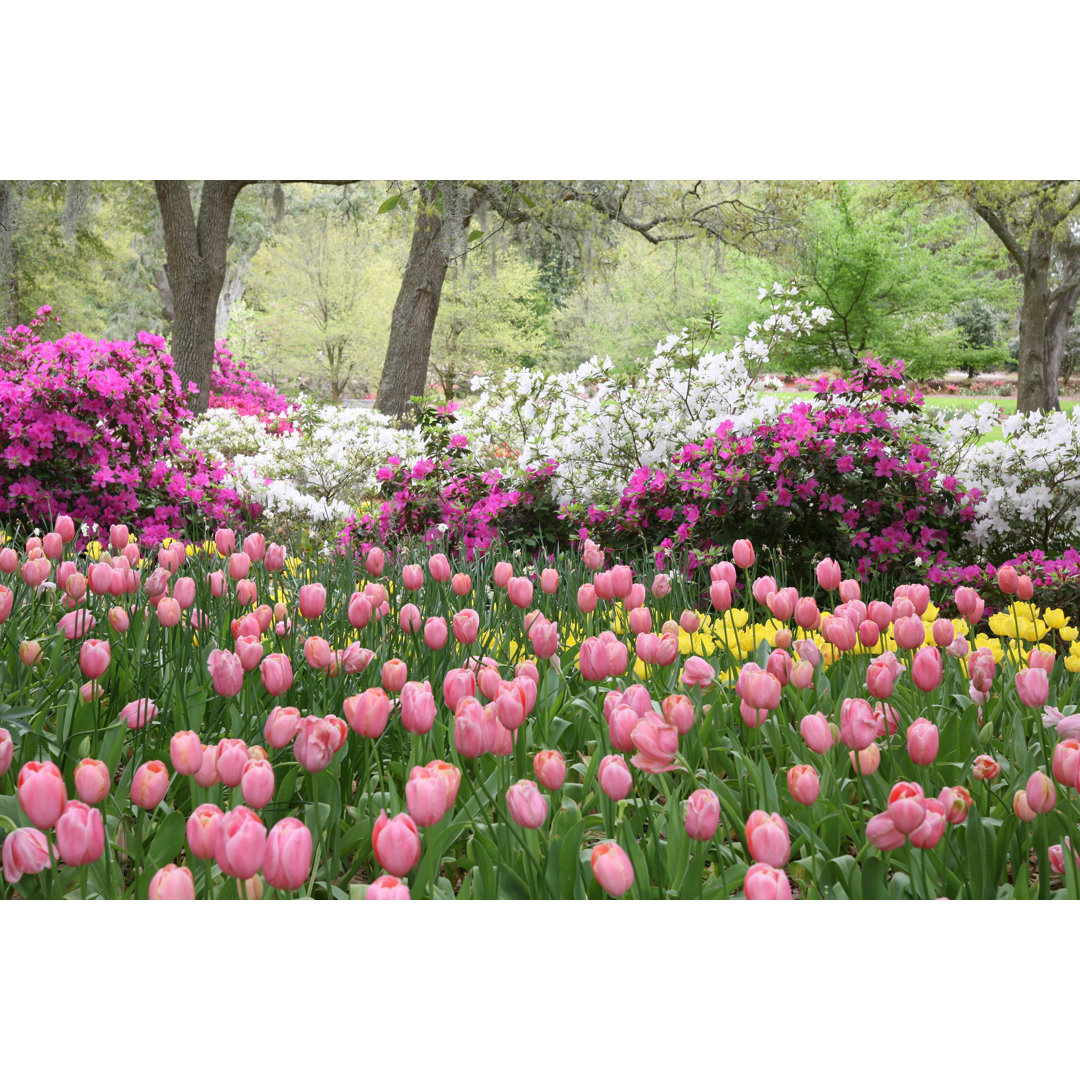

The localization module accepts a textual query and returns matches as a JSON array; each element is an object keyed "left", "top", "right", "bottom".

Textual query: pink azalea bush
[
  {"left": 0, "top": 308, "right": 251, "bottom": 545},
  {"left": 575, "top": 355, "right": 982, "bottom": 578},
  {"left": 209, "top": 341, "right": 295, "bottom": 432}
]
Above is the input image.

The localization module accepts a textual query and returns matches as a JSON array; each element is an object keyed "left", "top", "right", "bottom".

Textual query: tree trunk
[
  {"left": 1015, "top": 228, "right": 1053, "bottom": 414},
  {"left": 0, "top": 181, "right": 19, "bottom": 329},
  {"left": 155, "top": 180, "right": 249, "bottom": 414},
  {"left": 1044, "top": 235, "right": 1080, "bottom": 411},
  {"left": 215, "top": 256, "right": 251, "bottom": 340},
  {"left": 375, "top": 184, "right": 452, "bottom": 417}
]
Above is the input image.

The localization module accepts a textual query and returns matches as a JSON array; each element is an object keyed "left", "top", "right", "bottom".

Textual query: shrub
[
  {"left": 0, "top": 308, "right": 249, "bottom": 544},
  {"left": 576, "top": 354, "right": 980, "bottom": 581},
  {"left": 208, "top": 340, "right": 296, "bottom": 430}
]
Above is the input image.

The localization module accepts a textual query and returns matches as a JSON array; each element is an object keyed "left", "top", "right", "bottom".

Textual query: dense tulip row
[{"left": 2, "top": 518, "right": 1079, "bottom": 900}]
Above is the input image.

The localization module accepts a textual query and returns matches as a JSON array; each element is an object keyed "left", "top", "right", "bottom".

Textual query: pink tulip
[
  {"left": 506, "top": 779, "right": 548, "bottom": 829},
  {"left": 130, "top": 760, "right": 169, "bottom": 811},
  {"left": 365, "top": 875, "right": 411, "bottom": 899},
  {"left": 997, "top": 565, "right": 1019, "bottom": 594},
  {"left": 887, "top": 781, "right": 926, "bottom": 834},
  {"left": 743, "top": 862, "right": 792, "bottom": 900},
  {"left": 1026, "top": 770, "right": 1056, "bottom": 814},
  {"left": 405, "top": 766, "right": 448, "bottom": 827},
  {"left": 450, "top": 571, "right": 471, "bottom": 596},
  {"left": 744, "top": 810, "right": 790, "bottom": 868},
  {"left": 78, "top": 638, "right": 111, "bottom": 681},
  {"left": 423, "top": 616, "right": 448, "bottom": 651},
  {"left": 2, "top": 827, "right": 54, "bottom": 884},
  {"left": 70, "top": 758, "right": 108, "bottom": 805},
  {"left": 839, "top": 697, "right": 877, "bottom": 751},
  {"left": 938, "top": 785, "right": 972, "bottom": 824},
  {"left": 193, "top": 744, "right": 220, "bottom": 788},
  {"left": 532, "top": 749, "right": 566, "bottom": 792},
  {"left": 1052, "top": 739, "right": 1080, "bottom": 788},
  {"left": 119, "top": 698, "right": 159, "bottom": 731},
  {"left": 891, "top": 615, "right": 925, "bottom": 652},
  {"left": 866, "top": 811, "right": 906, "bottom": 851},
  {"left": 400, "top": 681, "right": 437, "bottom": 735},
  {"left": 685, "top": 788, "right": 721, "bottom": 841},
  {"left": 591, "top": 841, "right": 634, "bottom": 897},
  {"left": 452, "top": 608, "right": 480, "bottom": 646},
  {"left": 972, "top": 754, "right": 1001, "bottom": 782},
  {"left": 55, "top": 800, "right": 104, "bottom": 866},
  {"left": 681, "top": 656, "right": 714, "bottom": 689},
  {"left": 439, "top": 666, "right": 474, "bottom": 712},
  {"left": 630, "top": 714, "right": 680, "bottom": 774},
  {"left": 1015, "top": 668, "right": 1050, "bottom": 709},
  {"left": 212, "top": 739, "right": 248, "bottom": 788},
  {"left": 240, "top": 758, "right": 275, "bottom": 809},
  {"left": 428, "top": 553, "right": 452, "bottom": 583},
  {"left": 186, "top": 803, "right": 225, "bottom": 860},
  {"left": 732, "top": 539, "right": 755, "bottom": 568},
  {"left": 786, "top": 764, "right": 820, "bottom": 806},
  {"left": 294, "top": 715, "right": 341, "bottom": 772},
  {"left": 207, "top": 648, "right": 244, "bottom": 698},
  {"left": 906, "top": 719, "right": 940, "bottom": 765},
  {"left": 839, "top": 579, "right": 861, "bottom": 603},
  {"left": 259, "top": 543, "right": 283, "bottom": 573},
  {"left": 453, "top": 698, "right": 485, "bottom": 759},
  {"left": 1013, "top": 790, "right": 1037, "bottom": 822},
  {"left": 372, "top": 811, "right": 421, "bottom": 876},
  {"left": 207, "top": 570, "right": 225, "bottom": 598},
  {"left": 147, "top": 864, "right": 196, "bottom": 900},
  {"left": 381, "top": 658, "right": 408, "bottom": 694},
  {"left": 215, "top": 806, "right": 267, "bottom": 879},
  {"left": 259, "top": 653, "right": 294, "bottom": 697},
  {"left": 18, "top": 640, "right": 42, "bottom": 667},
  {"left": 17, "top": 761, "right": 67, "bottom": 829},
  {"left": 910, "top": 647, "right": 943, "bottom": 693},
  {"left": 850, "top": 743, "right": 881, "bottom": 776},
  {"left": 264, "top": 706, "right": 302, "bottom": 749},
  {"left": 866, "top": 657, "right": 896, "bottom": 699},
  {"left": 165, "top": 731, "right": 202, "bottom": 777},
  {"left": 262, "top": 817, "right": 312, "bottom": 891},
  {"left": 816, "top": 558, "right": 842, "bottom": 592},
  {"left": 791, "top": 595, "right": 819, "bottom": 631},
  {"left": 662, "top": 694, "right": 695, "bottom": 736},
  {"left": 598, "top": 754, "right": 634, "bottom": 801},
  {"left": 800, "top": 712, "right": 833, "bottom": 754},
  {"left": 344, "top": 688, "right": 391, "bottom": 739},
  {"left": 505, "top": 575, "right": 532, "bottom": 610},
  {"left": 297, "top": 583, "right": 326, "bottom": 620}
]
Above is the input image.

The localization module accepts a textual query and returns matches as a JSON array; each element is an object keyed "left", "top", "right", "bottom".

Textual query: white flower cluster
[
  {"left": 184, "top": 288, "right": 835, "bottom": 524},
  {"left": 946, "top": 408, "right": 1080, "bottom": 554},
  {"left": 466, "top": 291, "right": 832, "bottom": 505}
]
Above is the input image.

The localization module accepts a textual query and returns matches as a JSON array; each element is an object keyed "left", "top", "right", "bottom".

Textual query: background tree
[
  {"left": 248, "top": 185, "right": 401, "bottom": 402},
  {"left": 783, "top": 182, "right": 1015, "bottom": 377},
  {"left": 963, "top": 181, "right": 1080, "bottom": 412},
  {"left": 373, "top": 179, "right": 813, "bottom": 416}
]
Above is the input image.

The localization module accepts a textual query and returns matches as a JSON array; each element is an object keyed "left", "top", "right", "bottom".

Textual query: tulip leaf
[
  {"left": 147, "top": 811, "right": 185, "bottom": 867},
  {"left": 861, "top": 857, "right": 888, "bottom": 900}
]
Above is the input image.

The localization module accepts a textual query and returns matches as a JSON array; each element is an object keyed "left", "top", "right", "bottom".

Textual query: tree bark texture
[
  {"left": 1015, "top": 228, "right": 1052, "bottom": 414},
  {"left": 0, "top": 181, "right": 19, "bottom": 329},
  {"left": 154, "top": 180, "right": 250, "bottom": 414},
  {"left": 375, "top": 183, "right": 470, "bottom": 417},
  {"left": 1044, "top": 233, "right": 1080, "bottom": 410}
]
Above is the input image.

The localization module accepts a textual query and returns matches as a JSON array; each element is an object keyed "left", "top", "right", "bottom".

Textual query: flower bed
[{"left": 3, "top": 522, "right": 1080, "bottom": 900}]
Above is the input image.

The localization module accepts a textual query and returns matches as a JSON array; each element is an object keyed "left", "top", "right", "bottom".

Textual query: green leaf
[
  {"left": 467, "top": 229, "right": 484, "bottom": 243},
  {"left": 147, "top": 811, "right": 185, "bottom": 868},
  {"left": 861, "top": 857, "right": 888, "bottom": 900},
  {"left": 377, "top": 194, "right": 401, "bottom": 214}
]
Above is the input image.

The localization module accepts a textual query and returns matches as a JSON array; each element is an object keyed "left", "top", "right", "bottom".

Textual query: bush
[
  {"left": 577, "top": 354, "right": 980, "bottom": 581},
  {"left": 0, "top": 308, "right": 249, "bottom": 545},
  {"left": 208, "top": 340, "right": 296, "bottom": 430}
]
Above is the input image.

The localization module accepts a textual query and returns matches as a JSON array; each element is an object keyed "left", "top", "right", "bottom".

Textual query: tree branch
[{"left": 972, "top": 201, "right": 1027, "bottom": 270}]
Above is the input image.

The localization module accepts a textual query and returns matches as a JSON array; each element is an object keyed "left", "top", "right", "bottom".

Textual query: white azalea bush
[
  {"left": 184, "top": 398, "right": 425, "bottom": 523},
  {"left": 940, "top": 407, "right": 1080, "bottom": 558},
  {"left": 467, "top": 285, "right": 832, "bottom": 505},
  {"left": 187, "top": 285, "right": 832, "bottom": 524}
]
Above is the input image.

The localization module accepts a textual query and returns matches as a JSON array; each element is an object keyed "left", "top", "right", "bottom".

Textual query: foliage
[
  {"left": 0, "top": 309, "right": 249, "bottom": 544},
  {"left": 785, "top": 183, "right": 1017, "bottom": 378},
  {"left": 582, "top": 355, "right": 981, "bottom": 581}
]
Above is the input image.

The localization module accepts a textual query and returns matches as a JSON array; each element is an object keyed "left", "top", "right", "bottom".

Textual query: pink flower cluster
[
  {"left": 208, "top": 341, "right": 295, "bottom": 432},
  {"left": 0, "top": 309, "right": 252, "bottom": 546},
  {"left": 573, "top": 355, "right": 979, "bottom": 579}
]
